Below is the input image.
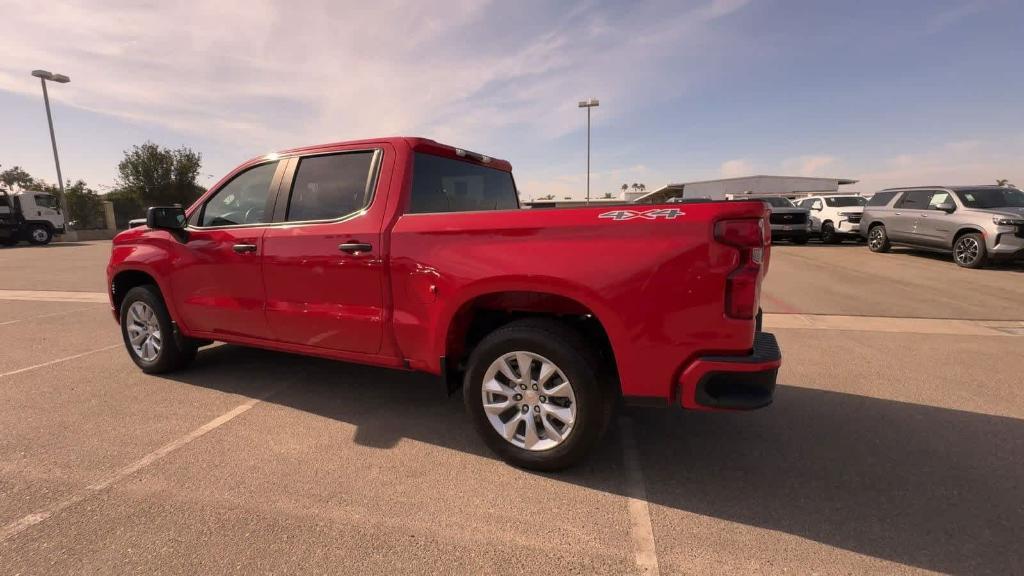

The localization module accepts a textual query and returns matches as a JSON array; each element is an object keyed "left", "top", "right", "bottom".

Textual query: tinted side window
[
  {"left": 928, "top": 191, "right": 953, "bottom": 209},
  {"left": 866, "top": 191, "right": 896, "bottom": 207},
  {"left": 897, "top": 190, "right": 934, "bottom": 209},
  {"left": 287, "top": 151, "right": 377, "bottom": 222},
  {"left": 200, "top": 162, "right": 278, "bottom": 227},
  {"left": 409, "top": 153, "right": 518, "bottom": 214},
  {"left": 34, "top": 194, "right": 58, "bottom": 209}
]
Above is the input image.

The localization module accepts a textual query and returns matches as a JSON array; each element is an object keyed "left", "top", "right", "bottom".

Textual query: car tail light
[{"left": 714, "top": 218, "right": 764, "bottom": 320}]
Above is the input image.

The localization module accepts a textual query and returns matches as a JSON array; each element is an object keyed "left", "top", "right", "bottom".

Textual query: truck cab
[{"left": 0, "top": 188, "right": 65, "bottom": 245}]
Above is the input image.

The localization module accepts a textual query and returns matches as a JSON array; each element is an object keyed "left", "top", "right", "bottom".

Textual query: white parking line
[
  {"left": 0, "top": 290, "right": 108, "bottom": 303},
  {"left": 619, "top": 417, "right": 661, "bottom": 575},
  {"left": 0, "top": 393, "right": 274, "bottom": 542},
  {"left": 0, "top": 306, "right": 100, "bottom": 326},
  {"left": 0, "top": 344, "right": 121, "bottom": 379}
]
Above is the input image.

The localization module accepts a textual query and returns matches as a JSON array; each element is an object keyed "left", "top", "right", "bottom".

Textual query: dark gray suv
[{"left": 860, "top": 186, "right": 1024, "bottom": 268}]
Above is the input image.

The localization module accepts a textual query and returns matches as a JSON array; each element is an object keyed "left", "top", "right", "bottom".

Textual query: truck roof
[{"left": 273, "top": 136, "right": 513, "bottom": 172}]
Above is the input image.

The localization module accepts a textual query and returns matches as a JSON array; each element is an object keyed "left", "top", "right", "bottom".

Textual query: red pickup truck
[{"left": 107, "top": 137, "right": 780, "bottom": 470}]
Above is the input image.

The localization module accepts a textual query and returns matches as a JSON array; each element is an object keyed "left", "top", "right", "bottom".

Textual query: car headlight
[
  {"left": 838, "top": 212, "right": 857, "bottom": 217},
  {"left": 992, "top": 217, "right": 1024, "bottom": 226}
]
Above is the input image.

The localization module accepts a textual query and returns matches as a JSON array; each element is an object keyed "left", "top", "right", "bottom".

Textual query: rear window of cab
[{"left": 408, "top": 153, "right": 518, "bottom": 214}]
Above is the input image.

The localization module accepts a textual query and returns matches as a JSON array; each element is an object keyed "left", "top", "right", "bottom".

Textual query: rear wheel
[
  {"left": 953, "top": 233, "right": 987, "bottom": 269},
  {"left": 463, "top": 318, "right": 614, "bottom": 471},
  {"left": 120, "top": 285, "right": 197, "bottom": 373},
  {"left": 27, "top": 224, "right": 52, "bottom": 245},
  {"left": 868, "top": 225, "right": 890, "bottom": 253}
]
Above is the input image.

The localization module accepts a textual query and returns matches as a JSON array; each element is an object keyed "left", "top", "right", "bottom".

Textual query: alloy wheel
[
  {"left": 126, "top": 301, "right": 162, "bottom": 362},
  {"left": 480, "top": 351, "right": 577, "bottom": 451},
  {"left": 31, "top": 228, "right": 48, "bottom": 243},
  {"left": 954, "top": 236, "right": 980, "bottom": 266},
  {"left": 868, "top": 227, "right": 884, "bottom": 250}
]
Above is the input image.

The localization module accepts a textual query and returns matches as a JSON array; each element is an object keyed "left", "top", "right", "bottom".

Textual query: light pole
[
  {"left": 31, "top": 69, "right": 71, "bottom": 227},
  {"left": 578, "top": 97, "right": 599, "bottom": 205}
]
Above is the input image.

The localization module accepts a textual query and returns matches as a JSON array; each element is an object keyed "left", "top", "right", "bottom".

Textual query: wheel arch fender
[
  {"left": 433, "top": 277, "right": 626, "bottom": 379},
  {"left": 951, "top": 226, "right": 986, "bottom": 247}
]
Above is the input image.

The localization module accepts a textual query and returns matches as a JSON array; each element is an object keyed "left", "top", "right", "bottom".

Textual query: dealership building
[{"left": 632, "top": 175, "right": 859, "bottom": 204}]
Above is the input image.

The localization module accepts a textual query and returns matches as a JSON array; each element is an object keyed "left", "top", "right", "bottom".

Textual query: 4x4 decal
[{"left": 598, "top": 208, "right": 685, "bottom": 221}]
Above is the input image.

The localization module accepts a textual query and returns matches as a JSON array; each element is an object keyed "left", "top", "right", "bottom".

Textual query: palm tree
[
  {"left": 621, "top": 183, "right": 629, "bottom": 195},
  {"left": 631, "top": 182, "right": 639, "bottom": 193},
  {"left": 638, "top": 183, "right": 646, "bottom": 193},
  {"left": 602, "top": 192, "right": 613, "bottom": 199},
  {"left": 996, "top": 179, "right": 1012, "bottom": 187}
]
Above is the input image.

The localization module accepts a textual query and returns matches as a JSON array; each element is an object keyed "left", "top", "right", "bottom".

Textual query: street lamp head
[
  {"left": 578, "top": 98, "right": 600, "bottom": 108},
  {"left": 31, "top": 70, "right": 70, "bottom": 83}
]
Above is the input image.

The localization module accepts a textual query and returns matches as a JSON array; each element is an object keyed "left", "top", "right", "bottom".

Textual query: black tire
[
  {"left": 867, "top": 225, "right": 891, "bottom": 253},
  {"left": 820, "top": 222, "right": 839, "bottom": 244},
  {"left": 463, "top": 318, "right": 614, "bottom": 471},
  {"left": 790, "top": 235, "right": 809, "bottom": 245},
  {"left": 27, "top": 224, "right": 52, "bottom": 245},
  {"left": 953, "top": 233, "right": 987, "bottom": 269},
  {"left": 120, "top": 285, "right": 197, "bottom": 374}
]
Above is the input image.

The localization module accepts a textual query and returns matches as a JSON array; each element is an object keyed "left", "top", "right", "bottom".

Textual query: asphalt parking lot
[{"left": 1, "top": 240, "right": 1022, "bottom": 575}]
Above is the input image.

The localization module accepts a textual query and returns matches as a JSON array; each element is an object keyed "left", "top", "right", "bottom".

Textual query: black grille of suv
[
  {"left": 846, "top": 214, "right": 862, "bottom": 224},
  {"left": 770, "top": 212, "right": 807, "bottom": 225}
]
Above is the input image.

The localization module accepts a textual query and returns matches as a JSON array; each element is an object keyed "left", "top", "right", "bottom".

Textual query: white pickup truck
[{"left": 0, "top": 189, "right": 65, "bottom": 245}]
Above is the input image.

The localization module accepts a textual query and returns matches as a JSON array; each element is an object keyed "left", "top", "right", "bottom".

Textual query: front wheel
[
  {"left": 27, "top": 225, "right": 52, "bottom": 245},
  {"left": 463, "top": 318, "right": 614, "bottom": 471},
  {"left": 868, "top": 225, "right": 891, "bottom": 253},
  {"left": 120, "top": 285, "right": 197, "bottom": 374},
  {"left": 953, "top": 233, "right": 987, "bottom": 269},
  {"left": 820, "top": 222, "right": 839, "bottom": 244}
]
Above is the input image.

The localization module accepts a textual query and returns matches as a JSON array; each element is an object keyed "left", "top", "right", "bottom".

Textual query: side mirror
[
  {"left": 935, "top": 203, "right": 956, "bottom": 213},
  {"left": 146, "top": 206, "right": 187, "bottom": 230}
]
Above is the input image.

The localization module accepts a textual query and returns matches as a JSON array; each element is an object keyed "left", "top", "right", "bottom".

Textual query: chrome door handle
[
  {"left": 233, "top": 243, "right": 258, "bottom": 254},
  {"left": 894, "top": 212, "right": 902, "bottom": 215},
  {"left": 339, "top": 242, "right": 373, "bottom": 254}
]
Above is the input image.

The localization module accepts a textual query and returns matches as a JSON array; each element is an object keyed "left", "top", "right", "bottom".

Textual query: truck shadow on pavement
[{"left": 166, "top": 345, "right": 1023, "bottom": 576}]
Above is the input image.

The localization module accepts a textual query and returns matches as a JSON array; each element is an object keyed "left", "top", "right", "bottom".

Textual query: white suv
[{"left": 796, "top": 195, "right": 866, "bottom": 244}]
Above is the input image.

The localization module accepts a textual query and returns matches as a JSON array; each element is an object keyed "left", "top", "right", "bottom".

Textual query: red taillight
[
  {"left": 715, "top": 218, "right": 765, "bottom": 320},
  {"left": 714, "top": 219, "right": 763, "bottom": 248}
]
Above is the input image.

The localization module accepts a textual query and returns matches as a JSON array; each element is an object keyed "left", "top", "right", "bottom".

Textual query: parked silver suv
[{"left": 860, "top": 186, "right": 1024, "bottom": 268}]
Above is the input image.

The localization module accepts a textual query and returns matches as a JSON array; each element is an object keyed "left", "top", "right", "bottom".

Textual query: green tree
[
  {"left": 0, "top": 165, "right": 37, "bottom": 192},
  {"left": 63, "top": 180, "right": 106, "bottom": 229},
  {"left": 602, "top": 192, "right": 613, "bottom": 199},
  {"left": 116, "top": 142, "right": 205, "bottom": 208},
  {"left": 621, "top": 183, "right": 628, "bottom": 194}
]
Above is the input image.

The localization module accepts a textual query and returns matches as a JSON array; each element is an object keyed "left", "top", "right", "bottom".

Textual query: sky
[{"left": 0, "top": 0, "right": 1021, "bottom": 200}]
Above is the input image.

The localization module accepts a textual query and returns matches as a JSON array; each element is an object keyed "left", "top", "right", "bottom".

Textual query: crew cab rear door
[{"left": 261, "top": 145, "right": 393, "bottom": 354}]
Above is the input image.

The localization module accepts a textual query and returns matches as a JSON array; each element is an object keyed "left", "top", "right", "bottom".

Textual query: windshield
[
  {"left": 954, "top": 188, "right": 1024, "bottom": 209},
  {"left": 825, "top": 196, "right": 866, "bottom": 207},
  {"left": 750, "top": 197, "right": 795, "bottom": 208}
]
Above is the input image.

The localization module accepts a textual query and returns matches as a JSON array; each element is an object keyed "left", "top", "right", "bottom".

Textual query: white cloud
[
  {"left": 855, "top": 139, "right": 1022, "bottom": 192},
  {"left": 0, "top": 0, "right": 753, "bottom": 157},
  {"left": 781, "top": 154, "right": 837, "bottom": 177},
  {"left": 720, "top": 159, "right": 752, "bottom": 177}
]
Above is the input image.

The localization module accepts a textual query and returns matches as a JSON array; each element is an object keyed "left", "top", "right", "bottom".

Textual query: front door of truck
[
  {"left": 172, "top": 160, "right": 284, "bottom": 340},
  {"left": 262, "top": 146, "right": 392, "bottom": 355},
  {"left": 916, "top": 190, "right": 957, "bottom": 247}
]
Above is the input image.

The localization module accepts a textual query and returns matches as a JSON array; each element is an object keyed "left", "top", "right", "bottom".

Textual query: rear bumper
[{"left": 678, "top": 332, "right": 781, "bottom": 411}]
